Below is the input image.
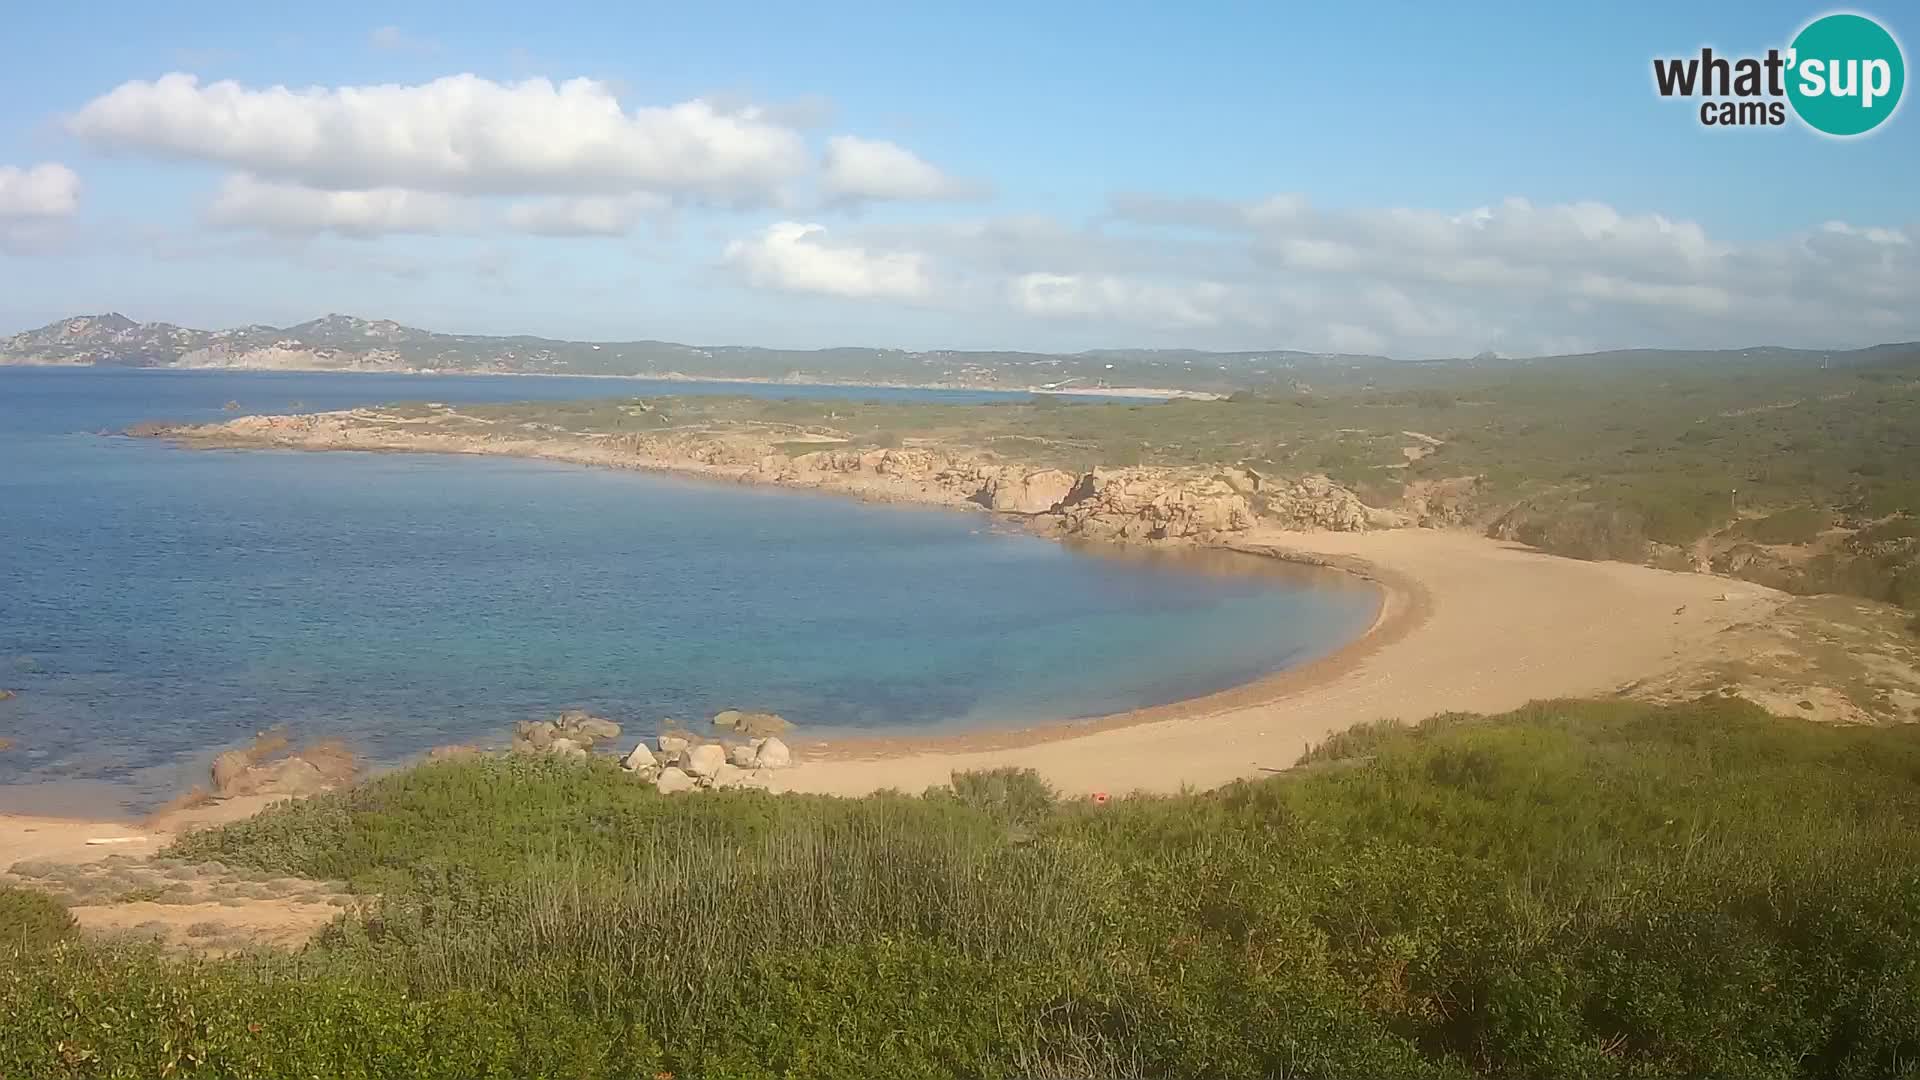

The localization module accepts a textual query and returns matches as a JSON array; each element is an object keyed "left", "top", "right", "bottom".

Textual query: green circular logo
[{"left": 1787, "top": 13, "right": 1905, "bottom": 136}]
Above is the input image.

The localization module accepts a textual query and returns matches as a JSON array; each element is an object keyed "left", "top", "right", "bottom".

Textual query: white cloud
[
  {"left": 206, "top": 174, "right": 457, "bottom": 237},
  {"left": 725, "top": 222, "right": 931, "bottom": 300},
  {"left": 369, "top": 26, "right": 438, "bottom": 53},
  {"left": 69, "top": 73, "right": 810, "bottom": 203},
  {"left": 1072, "top": 193, "right": 1920, "bottom": 353},
  {"left": 0, "top": 163, "right": 80, "bottom": 218},
  {"left": 505, "top": 194, "right": 668, "bottom": 236},
  {"left": 1008, "top": 273, "right": 1239, "bottom": 329},
  {"left": 821, "top": 135, "right": 984, "bottom": 203}
]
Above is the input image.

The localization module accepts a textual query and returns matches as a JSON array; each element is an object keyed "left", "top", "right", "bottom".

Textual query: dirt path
[{"left": 1, "top": 798, "right": 351, "bottom": 954}]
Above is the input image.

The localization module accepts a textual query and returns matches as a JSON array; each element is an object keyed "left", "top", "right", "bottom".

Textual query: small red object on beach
[{"left": 1091, "top": 791, "right": 1109, "bottom": 805}]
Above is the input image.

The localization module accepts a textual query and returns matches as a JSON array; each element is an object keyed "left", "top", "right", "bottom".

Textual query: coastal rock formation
[
  {"left": 209, "top": 739, "right": 358, "bottom": 799},
  {"left": 712, "top": 709, "right": 791, "bottom": 738},
  {"left": 618, "top": 721, "right": 794, "bottom": 793},
  {"left": 146, "top": 408, "right": 1396, "bottom": 542},
  {"left": 1049, "top": 468, "right": 1256, "bottom": 541},
  {"left": 514, "top": 711, "right": 622, "bottom": 755},
  {"left": 1259, "top": 474, "right": 1400, "bottom": 531},
  {"left": 210, "top": 750, "right": 252, "bottom": 794},
  {"left": 755, "top": 737, "right": 792, "bottom": 769},
  {"left": 1397, "top": 475, "right": 1482, "bottom": 527},
  {"left": 685, "top": 744, "right": 727, "bottom": 779},
  {"left": 977, "top": 466, "right": 1077, "bottom": 514},
  {"left": 1709, "top": 544, "right": 1802, "bottom": 592},
  {"left": 556, "top": 710, "right": 621, "bottom": 742}
]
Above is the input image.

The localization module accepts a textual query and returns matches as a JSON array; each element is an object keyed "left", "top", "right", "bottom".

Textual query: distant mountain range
[{"left": 3, "top": 312, "right": 1915, "bottom": 393}]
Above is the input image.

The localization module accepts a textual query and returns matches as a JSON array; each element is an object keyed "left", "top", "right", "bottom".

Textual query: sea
[{"left": 0, "top": 367, "right": 1379, "bottom": 814}]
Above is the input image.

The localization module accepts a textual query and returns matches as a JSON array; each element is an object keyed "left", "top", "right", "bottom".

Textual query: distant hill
[{"left": 2, "top": 312, "right": 1914, "bottom": 392}]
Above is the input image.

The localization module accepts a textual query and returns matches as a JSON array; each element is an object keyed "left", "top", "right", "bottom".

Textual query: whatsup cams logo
[{"left": 1653, "top": 11, "right": 1905, "bottom": 135}]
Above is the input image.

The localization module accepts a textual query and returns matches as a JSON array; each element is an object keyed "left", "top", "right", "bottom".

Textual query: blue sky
[{"left": 0, "top": 1, "right": 1913, "bottom": 356}]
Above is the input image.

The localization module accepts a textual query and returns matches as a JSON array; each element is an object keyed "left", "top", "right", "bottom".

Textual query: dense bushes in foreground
[{"left": 7, "top": 697, "right": 1920, "bottom": 1078}]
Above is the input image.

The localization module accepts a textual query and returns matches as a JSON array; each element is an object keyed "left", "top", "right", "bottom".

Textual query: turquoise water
[{"left": 0, "top": 368, "right": 1377, "bottom": 813}]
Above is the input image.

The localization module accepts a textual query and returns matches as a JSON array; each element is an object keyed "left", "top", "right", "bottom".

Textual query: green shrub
[
  {"left": 942, "top": 766, "right": 1056, "bottom": 826},
  {"left": 1505, "top": 505, "right": 1650, "bottom": 562},
  {"left": 13, "top": 699, "right": 1920, "bottom": 1077},
  {"left": 0, "top": 888, "right": 75, "bottom": 952},
  {"left": 1732, "top": 505, "right": 1832, "bottom": 544},
  {"left": 1850, "top": 515, "right": 1919, "bottom": 546},
  {"left": 1633, "top": 488, "right": 1732, "bottom": 546}
]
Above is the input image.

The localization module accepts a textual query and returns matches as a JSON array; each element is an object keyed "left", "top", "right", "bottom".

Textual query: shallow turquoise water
[{"left": 0, "top": 368, "right": 1377, "bottom": 813}]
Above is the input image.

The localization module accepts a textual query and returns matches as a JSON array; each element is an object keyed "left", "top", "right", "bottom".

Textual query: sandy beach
[{"left": 771, "top": 526, "right": 1783, "bottom": 797}]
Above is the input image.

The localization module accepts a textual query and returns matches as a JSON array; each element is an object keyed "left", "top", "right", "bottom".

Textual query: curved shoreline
[
  {"left": 3, "top": 419, "right": 1790, "bottom": 818},
  {"left": 800, "top": 543, "right": 1426, "bottom": 762},
  {"left": 131, "top": 417, "right": 1412, "bottom": 765},
  {"left": 769, "top": 527, "right": 1785, "bottom": 797}
]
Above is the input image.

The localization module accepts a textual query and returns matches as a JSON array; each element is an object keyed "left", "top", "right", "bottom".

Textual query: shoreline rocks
[
  {"left": 513, "top": 710, "right": 622, "bottom": 755},
  {"left": 712, "top": 709, "right": 791, "bottom": 738},
  {"left": 209, "top": 737, "right": 359, "bottom": 799},
  {"left": 654, "top": 766, "right": 694, "bottom": 794},
  {"left": 621, "top": 717, "right": 798, "bottom": 794}
]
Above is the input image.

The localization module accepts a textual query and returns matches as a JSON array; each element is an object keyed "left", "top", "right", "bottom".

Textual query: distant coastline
[{"left": 0, "top": 359, "right": 1219, "bottom": 401}]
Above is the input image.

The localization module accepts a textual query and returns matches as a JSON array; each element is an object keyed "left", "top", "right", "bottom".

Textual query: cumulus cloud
[
  {"left": 1008, "top": 273, "right": 1241, "bottom": 329},
  {"left": 206, "top": 174, "right": 457, "bottom": 236},
  {"left": 725, "top": 222, "right": 931, "bottom": 300},
  {"left": 989, "top": 193, "right": 1919, "bottom": 354},
  {"left": 821, "top": 135, "right": 985, "bottom": 203},
  {"left": 0, "top": 163, "right": 80, "bottom": 218},
  {"left": 505, "top": 194, "right": 669, "bottom": 237},
  {"left": 69, "top": 73, "right": 811, "bottom": 203},
  {"left": 759, "top": 192, "right": 1918, "bottom": 354}
]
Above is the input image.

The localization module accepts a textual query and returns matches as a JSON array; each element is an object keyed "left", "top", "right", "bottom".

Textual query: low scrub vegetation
[
  {"left": 8, "top": 697, "right": 1920, "bottom": 1077},
  {"left": 1732, "top": 506, "right": 1834, "bottom": 545},
  {"left": 0, "top": 887, "right": 75, "bottom": 952}
]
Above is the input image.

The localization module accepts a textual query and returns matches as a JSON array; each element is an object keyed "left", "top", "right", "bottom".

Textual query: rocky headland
[{"left": 135, "top": 407, "right": 1406, "bottom": 545}]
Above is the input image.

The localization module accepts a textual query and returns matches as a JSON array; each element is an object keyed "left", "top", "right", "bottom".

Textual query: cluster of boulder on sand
[
  {"left": 508, "top": 708, "right": 795, "bottom": 793},
  {"left": 191, "top": 708, "right": 798, "bottom": 804}
]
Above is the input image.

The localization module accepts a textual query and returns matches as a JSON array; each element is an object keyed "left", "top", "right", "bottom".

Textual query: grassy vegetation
[
  {"left": 8, "top": 697, "right": 1920, "bottom": 1077},
  {"left": 1, "top": 887, "right": 75, "bottom": 952},
  {"left": 1730, "top": 506, "right": 1834, "bottom": 545}
]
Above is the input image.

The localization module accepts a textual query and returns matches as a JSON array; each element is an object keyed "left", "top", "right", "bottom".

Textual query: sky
[{"left": 0, "top": 1, "right": 1913, "bottom": 358}]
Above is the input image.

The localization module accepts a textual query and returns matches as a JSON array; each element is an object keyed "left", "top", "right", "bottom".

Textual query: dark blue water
[{"left": 0, "top": 368, "right": 1377, "bottom": 813}]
